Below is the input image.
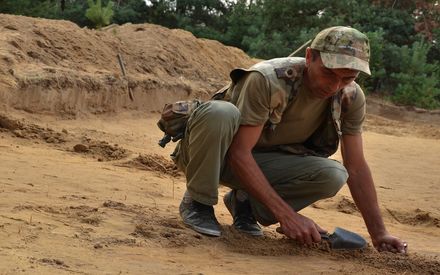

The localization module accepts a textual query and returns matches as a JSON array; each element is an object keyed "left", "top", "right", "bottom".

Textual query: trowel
[{"left": 320, "top": 227, "right": 367, "bottom": 250}]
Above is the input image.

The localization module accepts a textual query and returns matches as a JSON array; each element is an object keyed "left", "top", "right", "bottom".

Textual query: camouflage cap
[{"left": 311, "top": 26, "right": 371, "bottom": 75}]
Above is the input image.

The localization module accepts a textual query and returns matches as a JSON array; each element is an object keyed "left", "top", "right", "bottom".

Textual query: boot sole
[{"left": 182, "top": 221, "right": 221, "bottom": 237}]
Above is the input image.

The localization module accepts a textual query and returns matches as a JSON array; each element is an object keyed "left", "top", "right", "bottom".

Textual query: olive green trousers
[{"left": 174, "top": 101, "right": 348, "bottom": 225}]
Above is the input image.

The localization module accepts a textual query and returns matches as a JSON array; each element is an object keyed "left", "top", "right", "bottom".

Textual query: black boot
[
  {"left": 223, "top": 190, "right": 263, "bottom": 236},
  {"left": 179, "top": 192, "right": 221, "bottom": 237}
]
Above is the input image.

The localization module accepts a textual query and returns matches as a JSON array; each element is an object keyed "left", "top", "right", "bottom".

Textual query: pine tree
[{"left": 85, "top": 0, "right": 115, "bottom": 29}]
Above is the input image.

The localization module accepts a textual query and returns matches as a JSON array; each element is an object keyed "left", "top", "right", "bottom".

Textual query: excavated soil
[
  {"left": 0, "top": 14, "right": 254, "bottom": 117},
  {"left": 1, "top": 14, "right": 440, "bottom": 275},
  {"left": 121, "top": 153, "right": 181, "bottom": 177}
]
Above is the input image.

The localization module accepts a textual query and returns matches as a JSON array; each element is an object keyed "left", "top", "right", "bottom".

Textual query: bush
[
  {"left": 390, "top": 41, "right": 440, "bottom": 109},
  {"left": 86, "top": 0, "right": 114, "bottom": 29}
]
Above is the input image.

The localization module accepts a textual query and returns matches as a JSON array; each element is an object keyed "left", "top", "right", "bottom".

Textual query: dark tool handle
[
  {"left": 117, "top": 53, "right": 134, "bottom": 102},
  {"left": 320, "top": 232, "right": 330, "bottom": 240}
]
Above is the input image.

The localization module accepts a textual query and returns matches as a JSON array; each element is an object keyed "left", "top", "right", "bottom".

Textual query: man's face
[{"left": 305, "top": 48, "right": 359, "bottom": 99}]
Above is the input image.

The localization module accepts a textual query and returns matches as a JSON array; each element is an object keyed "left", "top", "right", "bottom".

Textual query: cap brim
[{"left": 320, "top": 52, "right": 371, "bottom": 75}]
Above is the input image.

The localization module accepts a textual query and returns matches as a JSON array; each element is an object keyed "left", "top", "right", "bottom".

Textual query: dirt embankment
[
  {"left": 0, "top": 14, "right": 254, "bottom": 117},
  {"left": 1, "top": 13, "right": 439, "bottom": 128}
]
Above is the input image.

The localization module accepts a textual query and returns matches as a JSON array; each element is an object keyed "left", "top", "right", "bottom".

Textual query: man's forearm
[{"left": 346, "top": 165, "right": 387, "bottom": 238}]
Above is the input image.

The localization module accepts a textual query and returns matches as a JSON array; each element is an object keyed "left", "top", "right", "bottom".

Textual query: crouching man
[{"left": 173, "top": 26, "right": 407, "bottom": 253}]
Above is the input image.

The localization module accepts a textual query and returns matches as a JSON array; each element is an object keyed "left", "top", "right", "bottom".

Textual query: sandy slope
[
  {"left": 0, "top": 14, "right": 439, "bottom": 275},
  {"left": 0, "top": 14, "right": 254, "bottom": 116}
]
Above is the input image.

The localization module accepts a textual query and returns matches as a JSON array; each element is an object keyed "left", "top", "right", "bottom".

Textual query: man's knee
[
  {"left": 190, "top": 101, "right": 240, "bottom": 133},
  {"left": 318, "top": 162, "right": 348, "bottom": 198}
]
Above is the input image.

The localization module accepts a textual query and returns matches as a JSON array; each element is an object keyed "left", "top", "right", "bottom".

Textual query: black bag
[{"left": 157, "top": 99, "right": 202, "bottom": 147}]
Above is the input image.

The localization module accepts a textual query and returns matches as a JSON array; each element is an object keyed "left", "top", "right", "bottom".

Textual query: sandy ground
[
  {"left": 0, "top": 13, "right": 439, "bottom": 275},
  {"left": 0, "top": 110, "right": 439, "bottom": 275}
]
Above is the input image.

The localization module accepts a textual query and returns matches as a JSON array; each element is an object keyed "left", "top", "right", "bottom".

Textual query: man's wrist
[
  {"left": 368, "top": 226, "right": 388, "bottom": 241},
  {"left": 274, "top": 203, "right": 297, "bottom": 222}
]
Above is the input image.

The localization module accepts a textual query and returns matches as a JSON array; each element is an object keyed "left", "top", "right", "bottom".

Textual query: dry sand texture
[{"left": 1, "top": 14, "right": 440, "bottom": 274}]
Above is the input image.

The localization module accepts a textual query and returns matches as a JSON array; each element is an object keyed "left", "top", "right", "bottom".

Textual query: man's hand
[
  {"left": 372, "top": 233, "right": 407, "bottom": 254},
  {"left": 277, "top": 212, "right": 327, "bottom": 245}
]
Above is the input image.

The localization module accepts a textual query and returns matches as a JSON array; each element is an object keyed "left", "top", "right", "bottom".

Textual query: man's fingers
[
  {"left": 395, "top": 241, "right": 408, "bottom": 254},
  {"left": 311, "top": 226, "right": 322, "bottom": 243},
  {"left": 386, "top": 243, "right": 397, "bottom": 253},
  {"left": 377, "top": 240, "right": 408, "bottom": 254},
  {"left": 314, "top": 223, "right": 327, "bottom": 234},
  {"left": 302, "top": 233, "right": 313, "bottom": 246}
]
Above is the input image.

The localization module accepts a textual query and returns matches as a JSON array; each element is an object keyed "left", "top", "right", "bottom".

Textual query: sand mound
[
  {"left": 336, "top": 197, "right": 360, "bottom": 215},
  {"left": 387, "top": 208, "right": 440, "bottom": 228},
  {"left": 0, "top": 113, "right": 68, "bottom": 143},
  {"left": 120, "top": 153, "right": 180, "bottom": 177},
  {"left": 312, "top": 197, "right": 360, "bottom": 215},
  {"left": 73, "top": 138, "right": 129, "bottom": 161},
  {"left": 0, "top": 112, "right": 128, "bottom": 160},
  {"left": 0, "top": 14, "right": 254, "bottom": 116}
]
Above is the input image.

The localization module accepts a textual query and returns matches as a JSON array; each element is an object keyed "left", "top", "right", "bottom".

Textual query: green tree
[
  {"left": 174, "top": 0, "right": 230, "bottom": 41},
  {"left": 356, "top": 29, "right": 387, "bottom": 93},
  {"left": 144, "top": 0, "right": 178, "bottom": 27},
  {"left": 113, "top": 0, "right": 149, "bottom": 24},
  {"left": 0, "top": 0, "right": 59, "bottom": 18},
  {"left": 85, "top": 0, "right": 115, "bottom": 28},
  {"left": 390, "top": 41, "right": 440, "bottom": 109},
  {"left": 224, "top": 0, "right": 264, "bottom": 52}
]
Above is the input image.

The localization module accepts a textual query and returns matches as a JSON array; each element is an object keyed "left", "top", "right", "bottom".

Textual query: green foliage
[
  {"left": 428, "top": 28, "right": 440, "bottom": 64},
  {"left": 390, "top": 41, "right": 440, "bottom": 109},
  {"left": 113, "top": 0, "right": 149, "bottom": 25},
  {"left": 223, "top": 0, "right": 263, "bottom": 52},
  {"left": 355, "top": 29, "right": 387, "bottom": 94},
  {"left": 86, "top": 0, "right": 115, "bottom": 29},
  {"left": 144, "top": 0, "right": 178, "bottom": 27},
  {"left": 0, "top": 0, "right": 59, "bottom": 18}
]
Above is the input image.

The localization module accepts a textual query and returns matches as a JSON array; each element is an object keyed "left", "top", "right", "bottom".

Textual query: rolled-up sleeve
[
  {"left": 232, "top": 72, "right": 271, "bottom": 126},
  {"left": 341, "top": 86, "right": 366, "bottom": 135}
]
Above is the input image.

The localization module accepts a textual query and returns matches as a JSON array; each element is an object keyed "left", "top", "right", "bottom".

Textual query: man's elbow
[{"left": 227, "top": 146, "right": 250, "bottom": 167}]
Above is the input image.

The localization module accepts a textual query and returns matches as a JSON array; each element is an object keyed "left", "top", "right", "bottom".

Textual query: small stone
[
  {"left": 46, "top": 137, "right": 56, "bottom": 143},
  {"left": 73, "top": 144, "right": 88, "bottom": 152},
  {"left": 94, "top": 243, "right": 103, "bottom": 249},
  {"left": 13, "top": 130, "right": 25, "bottom": 138},
  {"left": 62, "top": 129, "right": 68, "bottom": 134}
]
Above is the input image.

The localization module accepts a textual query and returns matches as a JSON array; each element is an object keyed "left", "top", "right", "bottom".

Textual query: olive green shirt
[{"left": 228, "top": 71, "right": 365, "bottom": 148}]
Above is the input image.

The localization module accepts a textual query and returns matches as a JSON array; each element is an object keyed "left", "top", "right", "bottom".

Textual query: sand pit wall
[{"left": 0, "top": 14, "right": 254, "bottom": 116}]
